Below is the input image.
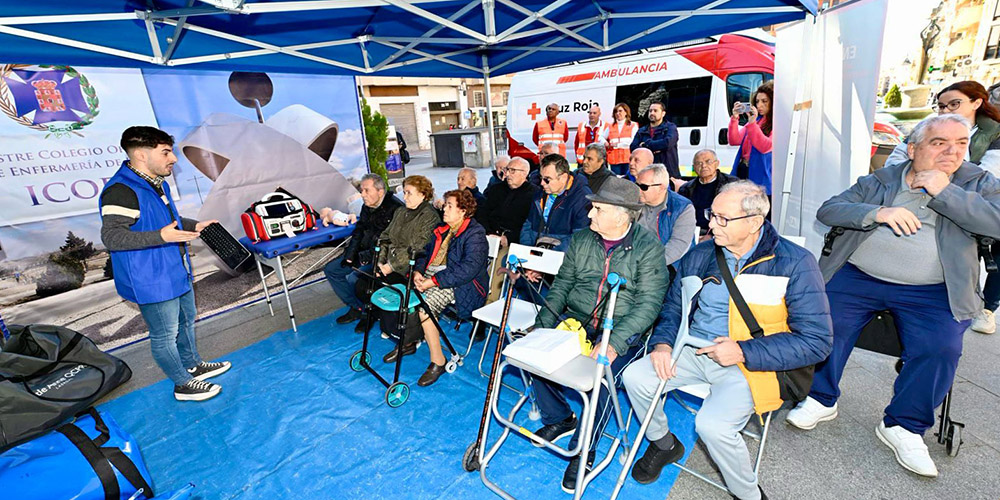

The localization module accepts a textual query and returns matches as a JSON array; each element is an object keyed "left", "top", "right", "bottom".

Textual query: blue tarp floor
[{"left": 99, "top": 308, "right": 707, "bottom": 499}]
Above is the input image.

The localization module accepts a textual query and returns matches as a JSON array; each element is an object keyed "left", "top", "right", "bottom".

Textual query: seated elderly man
[
  {"left": 623, "top": 181, "right": 832, "bottom": 500},
  {"left": 579, "top": 143, "right": 615, "bottom": 194},
  {"left": 627, "top": 147, "right": 654, "bottom": 182},
  {"left": 486, "top": 154, "right": 511, "bottom": 191},
  {"left": 636, "top": 164, "right": 696, "bottom": 271},
  {"left": 321, "top": 173, "right": 402, "bottom": 325},
  {"left": 435, "top": 167, "right": 485, "bottom": 209},
  {"left": 786, "top": 114, "right": 1000, "bottom": 477},
  {"left": 529, "top": 176, "right": 668, "bottom": 493},
  {"left": 678, "top": 150, "right": 738, "bottom": 239}
]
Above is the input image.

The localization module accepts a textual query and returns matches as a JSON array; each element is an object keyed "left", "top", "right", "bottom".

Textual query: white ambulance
[{"left": 505, "top": 32, "right": 775, "bottom": 177}]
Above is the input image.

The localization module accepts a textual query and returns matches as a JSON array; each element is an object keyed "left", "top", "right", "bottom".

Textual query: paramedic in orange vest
[
  {"left": 532, "top": 102, "right": 569, "bottom": 158},
  {"left": 608, "top": 103, "right": 638, "bottom": 176},
  {"left": 574, "top": 105, "right": 609, "bottom": 165}
]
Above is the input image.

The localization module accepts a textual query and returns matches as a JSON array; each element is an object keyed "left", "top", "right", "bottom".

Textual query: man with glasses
[
  {"left": 478, "top": 157, "right": 538, "bottom": 300},
  {"left": 521, "top": 154, "right": 593, "bottom": 254},
  {"left": 623, "top": 181, "right": 832, "bottom": 500},
  {"left": 636, "top": 164, "right": 696, "bottom": 270},
  {"left": 579, "top": 143, "right": 615, "bottom": 194},
  {"left": 532, "top": 103, "right": 569, "bottom": 158},
  {"left": 679, "top": 150, "right": 738, "bottom": 238}
]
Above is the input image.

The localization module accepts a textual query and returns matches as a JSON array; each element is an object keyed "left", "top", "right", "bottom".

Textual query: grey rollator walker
[{"left": 473, "top": 272, "right": 633, "bottom": 500}]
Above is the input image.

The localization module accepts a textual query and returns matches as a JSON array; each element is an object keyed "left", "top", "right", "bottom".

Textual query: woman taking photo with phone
[{"left": 728, "top": 80, "right": 774, "bottom": 198}]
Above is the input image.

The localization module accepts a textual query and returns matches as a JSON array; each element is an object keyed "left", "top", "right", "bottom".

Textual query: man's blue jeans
[
  {"left": 324, "top": 255, "right": 369, "bottom": 311},
  {"left": 137, "top": 289, "right": 202, "bottom": 386}
]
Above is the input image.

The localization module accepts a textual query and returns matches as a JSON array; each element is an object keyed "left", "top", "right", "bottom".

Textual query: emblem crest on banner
[{"left": 0, "top": 64, "right": 100, "bottom": 138}]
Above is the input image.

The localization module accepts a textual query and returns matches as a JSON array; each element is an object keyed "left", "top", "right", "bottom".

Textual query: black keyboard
[{"left": 200, "top": 222, "right": 252, "bottom": 272}]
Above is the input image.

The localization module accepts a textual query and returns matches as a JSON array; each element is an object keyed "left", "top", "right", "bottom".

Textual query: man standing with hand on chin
[{"left": 100, "top": 126, "right": 231, "bottom": 402}]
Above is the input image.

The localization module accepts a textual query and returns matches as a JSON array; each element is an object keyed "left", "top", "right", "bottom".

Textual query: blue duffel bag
[{"left": 0, "top": 408, "right": 192, "bottom": 500}]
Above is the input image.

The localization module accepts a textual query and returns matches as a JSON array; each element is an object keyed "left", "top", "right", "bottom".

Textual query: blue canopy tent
[{"left": 0, "top": 0, "right": 817, "bottom": 148}]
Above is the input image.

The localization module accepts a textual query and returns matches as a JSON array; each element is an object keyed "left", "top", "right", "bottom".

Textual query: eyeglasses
[
  {"left": 506, "top": 168, "right": 528, "bottom": 174},
  {"left": 636, "top": 183, "right": 662, "bottom": 191},
  {"left": 936, "top": 99, "right": 967, "bottom": 112},
  {"left": 704, "top": 209, "right": 760, "bottom": 227}
]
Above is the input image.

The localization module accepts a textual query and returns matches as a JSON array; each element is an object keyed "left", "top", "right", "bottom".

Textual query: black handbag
[
  {"left": 715, "top": 246, "right": 813, "bottom": 403},
  {"left": 0, "top": 324, "right": 132, "bottom": 451}
]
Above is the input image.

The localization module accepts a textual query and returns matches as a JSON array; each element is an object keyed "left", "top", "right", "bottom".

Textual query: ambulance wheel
[
  {"left": 386, "top": 382, "right": 410, "bottom": 408},
  {"left": 446, "top": 360, "right": 458, "bottom": 374},
  {"left": 462, "top": 442, "right": 481, "bottom": 472},
  {"left": 350, "top": 350, "right": 370, "bottom": 372},
  {"left": 946, "top": 422, "right": 963, "bottom": 457}
]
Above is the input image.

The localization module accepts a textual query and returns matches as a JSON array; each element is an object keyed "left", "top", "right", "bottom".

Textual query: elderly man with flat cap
[{"left": 526, "top": 176, "right": 668, "bottom": 494}]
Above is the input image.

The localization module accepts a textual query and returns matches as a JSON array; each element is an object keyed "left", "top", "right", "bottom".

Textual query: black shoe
[
  {"left": 469, "top": 322, "right": 487, "bottom": 342},
  {"left": 382, "top": 342, "right": 418, "bottom": 363},
  {"left": 631, "top": 433, "right": 685, "bottom": 484},
  {"left": 417, "top": 362, "right": 447, "bottom": 386},
  {"left": 532, "top": 414, "right": 577, "bottom": 448},
  {"left": 732, "top": 485, "right": 768, "bottom": 500},
  {"left": 561, "top": 452, "right": 595, "bottom": 494},
  {"left": 186, "top": 361, "right": 231, "bottom": 381},
  {"left": 173, "top": 379, "right": 221, "bottom": 401},
  {"left": 355, "top": 316, "right": 372, "bottom": 333},
  {"left": 337, "top": 307, "right": 363, "bottom": 324}
]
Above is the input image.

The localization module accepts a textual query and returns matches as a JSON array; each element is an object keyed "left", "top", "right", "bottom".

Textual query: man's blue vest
[
  {"left": 655, "top": 190, "right": 694, "bottom": 248},
  {"left": 732, "top": 116, "right": 773, "bottom": 195},
  {"left": 100, "top": 163, "right": 192, "bottom": 305}
]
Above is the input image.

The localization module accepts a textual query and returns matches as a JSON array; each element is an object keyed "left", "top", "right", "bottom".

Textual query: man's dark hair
[
  {"left": 121, "top": 126, "right": 174, "bottom": 156},
  {"left": 649, "top": 102, "right": 665, "bottom": 112},
  {"left": 540, "top": 153, "right": 570, "bottom": 175}
]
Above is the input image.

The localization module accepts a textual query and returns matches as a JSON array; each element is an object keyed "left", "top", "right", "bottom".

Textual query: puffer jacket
[
  {"left": 377, "top": 200, "right": 441, "bottom": 273},
  {"left": 535, "top": 224, "right": 668, "bottom": 356},
  {"left": 520, "top": 173, "right": 592, "bottom": 251},
  {"left": 415, "top": 217, "right": 489, "bottom": 319},
  {"left": 649, "top": 221, "right": 833, "bottom": 414}
]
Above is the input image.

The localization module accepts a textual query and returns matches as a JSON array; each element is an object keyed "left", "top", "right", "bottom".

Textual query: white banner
[
  {"left": 0, "top": 65, "right": 158, "bottom": 226},
  {"left": 772, "top": 0, "right": 888, "bottom": 256}
]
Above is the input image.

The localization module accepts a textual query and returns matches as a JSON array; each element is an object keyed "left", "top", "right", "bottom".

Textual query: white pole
[{"left": 483, "top": 54, "right": 497, "bottom": 159}]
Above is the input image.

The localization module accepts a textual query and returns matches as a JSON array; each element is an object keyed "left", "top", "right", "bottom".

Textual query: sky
[{"left": 879, "top": 0, "right": 941, "bottom": 68}]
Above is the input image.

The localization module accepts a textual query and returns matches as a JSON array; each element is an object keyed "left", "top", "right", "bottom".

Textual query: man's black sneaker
[
  {"left": 631, "top": 433, "right": 685, "bottom": 484},
  {"left": 561, "top": 452, "right": 595, "bottom": 494},
  {"left": 187, "top": 361, "right": 231, "bottom": 381},
  {"left": 732, "top": 485, "right": 769, "bottom": 500},
  {"left": 532, "top": 414, "right": 577, "bottom": 448},
  {"left": 174, "top": 379, "right": 221, "bottom": 401},
  {"left": 336, "top": 308, "right": 363, "bottom": 324}
]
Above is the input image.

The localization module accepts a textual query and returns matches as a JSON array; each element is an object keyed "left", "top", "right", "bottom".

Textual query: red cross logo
[
  {"left": 31, "top": 80, "right": 65, "bottom": 112},
  {"left": 527, "top": 102, "right": 541, "bottom": 120}
]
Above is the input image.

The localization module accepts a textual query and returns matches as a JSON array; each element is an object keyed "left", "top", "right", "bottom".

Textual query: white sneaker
[
  {"left": 971, "top": 309, "right": 996, "bottom": 334},
  {"left": 875, "top": 421, "right": 938, "bottom": 477},
  {"left": 785, "top": 396, "right": 838, "bottom": 430}
]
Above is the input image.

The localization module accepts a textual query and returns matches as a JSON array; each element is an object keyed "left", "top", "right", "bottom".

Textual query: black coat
[
  {"left": 476, "top": 180, "right": 537, "bottom": 244},
  {"left": 344, "top": 193, "right": 403, "bottom": 265},
  {"left": 582, "top": 165, "right": 614, "bottom": 194}
]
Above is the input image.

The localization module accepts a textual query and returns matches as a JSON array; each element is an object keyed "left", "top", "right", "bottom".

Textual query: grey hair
[
  {"left": 585, "top": 142, "right": 607, "bottom": 163},
  {"left": 693, "top": 149, "right": 718, "bottom": 162},
  {"left": 609, "top": 204, "right": 639, "bottom": 223},
  {"left": 508, "top": 156, "right": 530, "bottom": 170},
  {"left": 494, "top": 154, "right": 511, "bottom": 168},
  {"left": 909, "top": 113, "right": 972, "bottom": 145},
  {"left": 638, "top": 164, "right": 669, "bottom": 183},
  {"left": 540, "top": 141, "right": 561, "bottom": 154},
  {"left": 719, "top": 180, "right": 770, "bottom": 216},
  {"left": 360, "top": 173, "right": 386, "bottom": 192},
  {"left": 458, "top": 167, "right": 477, "bottom": 184}
]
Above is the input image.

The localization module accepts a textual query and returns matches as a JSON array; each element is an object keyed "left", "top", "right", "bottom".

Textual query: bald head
[{"left": 629, "top": 148, "right": 654, "bottom": 178}]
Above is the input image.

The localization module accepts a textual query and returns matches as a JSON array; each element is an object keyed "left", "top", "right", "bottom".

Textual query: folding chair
[
  {"left": 612, "top": 276, "right": 773, "bottom": 499},
  {"left": 476, "top": 273, "right": 632, "bottom": 500},
  {"left": 459, "top": 234, "right": 504, "bottom": 360}
]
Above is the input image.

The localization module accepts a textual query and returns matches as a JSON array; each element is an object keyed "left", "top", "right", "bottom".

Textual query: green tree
[
  {"left": 885, "top": 84, "right": 902, "bottom": 108},
  {"left": 34, "top": 232, "right": 95, "bottom": 297},
  {"left": 361, "top": 98, "right": 389, "bottom": 184}
]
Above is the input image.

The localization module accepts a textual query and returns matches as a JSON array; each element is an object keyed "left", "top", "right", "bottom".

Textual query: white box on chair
[{"left": 502, "top": 328, "right": 581, "bottom": 375}]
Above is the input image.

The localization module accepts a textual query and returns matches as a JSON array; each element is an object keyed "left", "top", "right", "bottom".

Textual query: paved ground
[{"left": 101, "top": 151, "right": 1000, "bottom": 499}]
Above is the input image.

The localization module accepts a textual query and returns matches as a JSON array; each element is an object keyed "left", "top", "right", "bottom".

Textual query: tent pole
[{"left": 483, "top": 54, "right": 496, "bottom": 162}]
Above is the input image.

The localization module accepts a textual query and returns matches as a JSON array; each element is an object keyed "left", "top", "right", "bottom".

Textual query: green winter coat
[
  {"left": 378, "top": 199, "right": 441, "bottom": 273},
  {"left": 970, "top": 114, "right": 1000, "bottom": 163},
  {"left": 535, "top": 223, "right": 669, "bottom": 355}
]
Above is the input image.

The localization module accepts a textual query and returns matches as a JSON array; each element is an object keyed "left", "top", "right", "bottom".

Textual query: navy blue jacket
[
  {"left": 631, "top": 121, "right": 680, "bottom": 179},
  {"left": 415, "top": 218, "right": 489, "bottom": 319},
  {"left": 649, "top": 221, "right": 833, "bottom": 372},
  {"left": 520, "top": 173, "right": 592, "bottom": 251}
]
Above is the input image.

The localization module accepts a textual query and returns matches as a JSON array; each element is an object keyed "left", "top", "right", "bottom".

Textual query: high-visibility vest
[
  {"left": 575, "top": 120, "right": 610, "bottom": 160},
  {"left": 607, "top": 121, "right": 636, "bottom": 165},
  {"left": 536, "top": 118, "right": 568, "bottom": 157}
]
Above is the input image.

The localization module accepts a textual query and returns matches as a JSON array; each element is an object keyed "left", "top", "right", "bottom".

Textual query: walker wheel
[
  {"left": 946, "top": 422, "right": 964, "bottom": 457},
  {"left": 349, "top": 350, "right": 371, "bottom": 372},
  {"left": 462, "top": 441, "right": 481, "bottom": 472},
  {"left": 445, "top": 360, "right": 458, "bottom": 374},
  {"left": 386, "top": 382, "right": 410, "bottom": 408}
]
